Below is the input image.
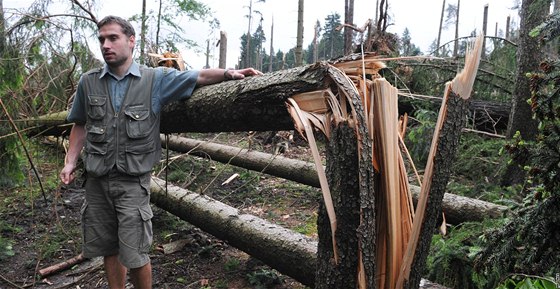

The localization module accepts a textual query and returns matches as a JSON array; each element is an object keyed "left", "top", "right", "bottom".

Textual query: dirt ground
[{"left": 0, "top": 133, "right": 316, "bottom": 289}]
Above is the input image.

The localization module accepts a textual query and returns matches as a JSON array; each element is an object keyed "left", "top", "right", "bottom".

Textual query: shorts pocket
[{"left": 138, "top": 205, "right": 153, "bottom": 253}]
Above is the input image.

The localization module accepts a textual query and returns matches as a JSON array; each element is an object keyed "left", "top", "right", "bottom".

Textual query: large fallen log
[
  {"left": 148, "top": 177, "right": 318, "bottom": 288},
  {"left": 161, "top": 135, "right": 508, "bottom": 225}
]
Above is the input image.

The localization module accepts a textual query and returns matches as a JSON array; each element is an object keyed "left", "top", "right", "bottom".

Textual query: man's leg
[
  {"left": 104, "top": 254, "right": 127, "bottom": 289},
  {"left": 130, "top": 262, "right": 152, "bottom": 289}
]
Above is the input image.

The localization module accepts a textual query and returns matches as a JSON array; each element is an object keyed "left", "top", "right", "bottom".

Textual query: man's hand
[
  {"left": 226, "top": 67, "right": 263, "bottom": 80},
  {"left": 60, "top": 163, "right": 77, "bottom": 185}
]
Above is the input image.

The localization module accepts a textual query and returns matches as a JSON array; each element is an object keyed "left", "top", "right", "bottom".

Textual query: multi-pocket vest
[{"left": 81, "top": 67, "right": 161, "bottom": 177}]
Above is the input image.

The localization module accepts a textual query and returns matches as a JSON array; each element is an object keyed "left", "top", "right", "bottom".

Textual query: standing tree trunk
[
  {"left": 436, "top": 0, "right": 446, "bottom": 56},
  {"left": 0, "top": 0, "right": 5, "bottom": 54},
  {"left": 140, "top": 0, "right": 147, "bottom": 64},
  {"left": 453, "top": 0, "right": 460, "bottom": 57},
  {"left": 245, "top": 0, "right": 253, "bottom": 68},
  {"left": 502, "top": 0, "right": 549, "bottom": 186},
  {"left": 313, "top": 20, "right": 319, "bottom": 63},
  {"left": 344, "top": 0, "right": 355, "bottom": 55},
  {"left": 295, "top": 0, "right": 304, "bottom": 66},
  {"left": 269, "top": 19, "right": 274, "bottom": 72},
  {"left": 219, "top": 31, "right": 227, "bottom": 69},
  {"left": 156, "top": 0, "right": 163, "bottom": 50},
  {"left": 482, "top": 4, "right": 488, "bottom": 58}
]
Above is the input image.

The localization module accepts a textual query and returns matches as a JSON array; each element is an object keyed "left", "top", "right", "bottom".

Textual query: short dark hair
[{"left": 97, "top": 16, "right": 135, "bottom": 37}]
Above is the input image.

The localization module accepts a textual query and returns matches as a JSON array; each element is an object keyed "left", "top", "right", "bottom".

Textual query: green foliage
[
  {"left": 223, "top": 257, "right": 241, "bottom": 272},
  {"left": 495, "top": 275, "right": 558, "bottom": 289},
  {"left": 399, "top": 28, "right": 421, "bottom": 56},
  {"left": 450, "top": 134, "right": 510, "bottom": 201},
  {"left": 317, "top": 13, "right": 344, "bottom": 60},
  {"left": 404, "top": 108, "right": 437, "bottom": 167},
  {"left": 130, "top": 0, "right": 212, "bottom": 54},
  {"left": 246, "top": 269, "right": 282, "bottom": 289},
  {"left": 426, "top": 219, "right": 506, "bottom": 289}
]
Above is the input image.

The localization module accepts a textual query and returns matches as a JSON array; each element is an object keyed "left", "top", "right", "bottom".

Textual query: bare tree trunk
[
  {"left": 436, "top": 0, "right": 446, "bottom": 56},
  {"left": 245, "top": 0, "right": 253, "bottom": 68},
  {"left": 219, "top": 31, "right": 227, "bottom": 69},
  {"left": 204, "top": 39, "right": 210, "bottom": 68},
  {"left": 503, "top": 0, "right": 549, "bottom": 185},
  {"left": 453, "top": 0, "right": 460, "bottom": 57},
  {"left": 269, "top": 19, "right": 274, "bottom": 72},
  {"left": 0, "top": 0, "right": 5, "bottom": 54},
  {"left": 140, "top": 0, "right": 147, "bottom": 64},
  {"left": 344, "top": 0, "right": 355, "bottom": 55},
  {"left": 505, "top": 15, "right": 510, "bottom": 40},
  {"left": 295, "top": 0, "right": 304, "bottom": 66},
  {"left": 313, "top": 20, "right": 319, "bottom": 63},
  {"left": 482, "top": 4, "right": 488, "bottom": 58},
  {"left": 156, "top": 0, "right": 162, "bottom": 49}
]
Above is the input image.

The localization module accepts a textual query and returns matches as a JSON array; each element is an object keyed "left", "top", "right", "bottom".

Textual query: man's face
[{"left": 98, "top": 23, "right": 135, "bottom": 67}]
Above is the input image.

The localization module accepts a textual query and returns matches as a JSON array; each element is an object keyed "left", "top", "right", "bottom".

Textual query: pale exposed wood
[{"left": 38, "top": 253, "right": 86, "bottom": 277}]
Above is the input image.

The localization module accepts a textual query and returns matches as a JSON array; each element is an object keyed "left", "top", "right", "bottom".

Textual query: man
[{"left": 59, "top": 15, "right": 261, "bottom": 289}]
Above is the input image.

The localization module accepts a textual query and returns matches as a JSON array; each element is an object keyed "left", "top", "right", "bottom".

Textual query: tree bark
[
  {"left": 436, "top": 0, "right": 446, "bottom": 56},
  {"left": 503, "top": 0, "right": 549, "bottom": 185},
  {"left": 149, "top": 176, "right": 449, "bottom": 289},
  {"left": 149, "top": 177, "right": 317, "bottom": 287},
  {"left": 219, "top": 31, "right": 227, "bottom": 69},
  {"left": 403, "top": 89, "right": 471, "bottom": 289},
  {"left": 160, "top": 62, "right": 329, "bottom": 133},
  {"left": 161, "top": 135, "right": 319, "bottom": 187},
  {"left": 295, "top": 0, "right": 304, "bottom": 66},
  {"left": 453, "top": 0, "right": 460, "bottom": 57},
  {"left": 344, "top": 0, "right": 355, "bottom": 55},
  {"left": 0, "top": 0, "right": 5, "bottom": 54},
  {"left": 316, "top": 123, "right": 363, "bottom": 289}
]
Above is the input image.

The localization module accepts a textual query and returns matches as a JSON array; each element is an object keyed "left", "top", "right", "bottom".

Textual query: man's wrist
[{"left": 223, "top": 68, "right": 233, "bottom": 80}]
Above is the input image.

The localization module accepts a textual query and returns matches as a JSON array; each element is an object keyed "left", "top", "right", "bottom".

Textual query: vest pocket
[
  {"left": 86, "top": 124, "right": 107, "bottom": 143},
  {"left": 87, "top": 95, "right": 107, "bottom": 120},
  {"left": 124, "top": 108, "right": 152, "bottom": 139},
  {"left": 124, "top": 140, "right": 156, "bottom": 175}
]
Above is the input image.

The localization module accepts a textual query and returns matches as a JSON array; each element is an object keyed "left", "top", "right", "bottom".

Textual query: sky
[{"left": 3, "top": 0, "right": 520, "bottom": 69}]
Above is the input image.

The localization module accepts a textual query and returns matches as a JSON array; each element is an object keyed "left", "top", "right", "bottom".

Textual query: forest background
[{"left": 1, "top": 0, "right": 560, "bottom": 288}]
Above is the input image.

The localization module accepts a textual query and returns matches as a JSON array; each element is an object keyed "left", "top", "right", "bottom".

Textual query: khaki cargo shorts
[{"left": 81, "top": 171, "right": 153, "bottom": 269}]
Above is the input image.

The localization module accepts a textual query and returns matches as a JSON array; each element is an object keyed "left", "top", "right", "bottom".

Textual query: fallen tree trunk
[
  {"left": 149, "top": 177, "right": 318, "bottom": 287},
  {"left": 161, "top": 135, "right": 318, "bottom": 187},
  {"left": 161, "top": 135, "right": 508, "bottom": 225}
]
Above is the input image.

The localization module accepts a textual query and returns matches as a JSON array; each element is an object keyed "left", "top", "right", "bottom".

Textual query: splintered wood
[
  {"left": 286, "top": 53, "right": 413, "bottom": 289},
  {"left": 286, "top": 39, "right": 482, "bottom": 289}
]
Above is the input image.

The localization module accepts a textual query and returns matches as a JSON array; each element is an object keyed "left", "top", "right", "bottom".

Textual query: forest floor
[{"left": 0, "top": 132, "right": 318, "bottom": 289}]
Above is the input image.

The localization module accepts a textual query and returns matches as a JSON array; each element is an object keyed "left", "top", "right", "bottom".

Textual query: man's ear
[{"left": 129, "top": 35, "right": 136, "bottom": 49}]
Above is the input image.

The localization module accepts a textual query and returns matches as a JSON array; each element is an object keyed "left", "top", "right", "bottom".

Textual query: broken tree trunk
[
  {"left": 161, "top": 135, "right": 507, "bottom": 225},
  {"left": 316, "top": 122, "right": 363, "bottom": 289},
  {"left": 398, "top": 36, "right": 484, "bottom": 289}
]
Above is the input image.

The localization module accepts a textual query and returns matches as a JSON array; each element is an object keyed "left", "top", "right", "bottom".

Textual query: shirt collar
[{"left": 100, "top": 61, "right": 142, "bottom": 80}]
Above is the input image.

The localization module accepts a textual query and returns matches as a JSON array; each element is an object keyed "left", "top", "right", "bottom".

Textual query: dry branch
[{"left": 38, "top": 253, "right": 86, "bottom": 277}]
